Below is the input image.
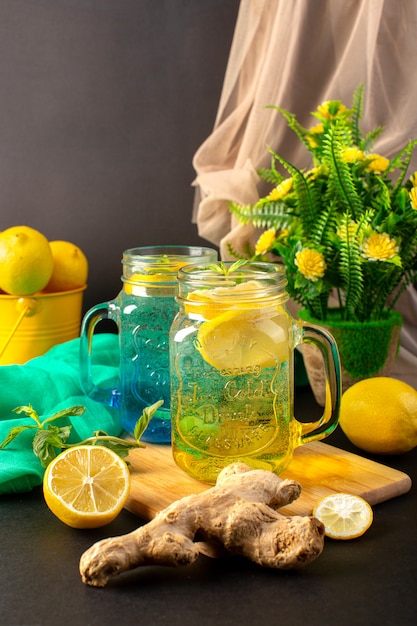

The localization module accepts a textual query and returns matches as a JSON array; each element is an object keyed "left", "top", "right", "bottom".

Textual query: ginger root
[{"left": 80, "top": 462, "right": 325, "bottom": 587}]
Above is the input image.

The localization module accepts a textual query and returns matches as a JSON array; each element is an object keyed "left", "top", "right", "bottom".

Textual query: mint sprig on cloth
[
  {"left": 0, "top": 334, "right": 133, "bottom": 494},
  {"left": 1, "top": 400, "right": 162, "bottom": 468}
]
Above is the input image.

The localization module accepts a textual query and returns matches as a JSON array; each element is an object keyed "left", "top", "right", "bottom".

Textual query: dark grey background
[{"left": 0, "top": 0, "right": 240, "bottom": 312}]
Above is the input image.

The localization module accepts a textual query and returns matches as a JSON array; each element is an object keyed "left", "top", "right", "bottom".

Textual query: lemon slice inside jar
[
  {"left": 124, "top": 262, "right": 188, "bottom": 294},
  {"left": 185, "top": 280, "right": 275, "bottom": 319},
  {"left": 197, "top": 309, "right": 289, "bottom": 371}
]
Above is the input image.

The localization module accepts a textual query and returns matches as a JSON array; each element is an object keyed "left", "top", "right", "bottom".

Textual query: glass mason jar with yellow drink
[{"left": 169, "top": 261, "right": 341, "bottom": 484}]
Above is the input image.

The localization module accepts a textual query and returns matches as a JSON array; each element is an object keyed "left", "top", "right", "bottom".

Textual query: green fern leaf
[
  {"left": 389, "top": 139, "right": 417, "bottom": 197},
  {"left": 267, "top": 147, "right": 320, "bottom": 231},
  {"left": 338, "top": 213, "right": 364, "bottom": 319},
  {"left": 267, "top": 105, "right": 311, "bottom": 151},
  {"left": 228, "top": 199, "right": 293, "bottom": 230},
  {"left": 322, "top": 123, "right": 364, "bottom": 219},
  {"left": 257, "top": 168, "right": 284, "bottom": 185},
  {"left": 257, "top": 154, "right": 285, "bottom": 185},
  {"left": 350, "top": 84, "right": 364, "bottom": 146},
  {"left": 225, "top": 241, "right": 252, "bottom": 261},
  {"left": 361, "top": 127, "right": 384, "bottom": 151},
  {"left": 310, "top": 204, "right": 338, "bottom": 249}
]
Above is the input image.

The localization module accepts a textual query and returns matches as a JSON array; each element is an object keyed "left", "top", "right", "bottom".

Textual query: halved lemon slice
[
  {"left": 43, "top": 446, "right": 130, "bottom": 529},
  {"left": 313, "top": 493, "right": 373, "bottom": 540},
  {"left": 197, "top": 309, "right": 288, "bottom": 370}
]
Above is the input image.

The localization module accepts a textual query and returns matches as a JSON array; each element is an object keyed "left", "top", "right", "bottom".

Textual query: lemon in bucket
[
  {"left": 0, "top": 225, "right": 53, "bottom": 295},
  {"left": 0, "top": 226, "right": 88, "bottom": 364},
  {"left": 43, "top": 240, "right": 88, "bottom": 292}
]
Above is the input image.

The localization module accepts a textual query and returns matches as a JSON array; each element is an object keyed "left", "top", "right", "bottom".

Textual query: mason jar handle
[
  {"left": 296, "top": 322, "right": 341, "bottom": 443},
  {"left": 79, "top": 302, "right": 121, "bottom": 408}
]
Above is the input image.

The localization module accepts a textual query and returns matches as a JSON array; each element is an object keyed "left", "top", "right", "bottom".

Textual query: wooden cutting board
[{"left": 125, "top": 441, "right": 412, "bottom": 519}]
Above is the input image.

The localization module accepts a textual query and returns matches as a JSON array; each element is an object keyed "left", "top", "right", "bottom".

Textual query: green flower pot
[{"left": 298, "top": 308, "right": 403, "bottom": 405}]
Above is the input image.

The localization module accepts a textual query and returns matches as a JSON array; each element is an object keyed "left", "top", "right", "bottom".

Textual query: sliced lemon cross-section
[
  {"left": 313, "top": 493, "right": 373, "bottom": 540},
  {"left": 43, "top": 445, "right": 131, "bottom": 529},
  {"left": 197, "top": 309, "right": 289, "bottom": 371}
]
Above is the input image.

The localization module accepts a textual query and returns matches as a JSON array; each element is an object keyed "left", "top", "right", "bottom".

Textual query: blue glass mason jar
[{"left": 79, "top": 245, "right": 217, "bottom": 443}]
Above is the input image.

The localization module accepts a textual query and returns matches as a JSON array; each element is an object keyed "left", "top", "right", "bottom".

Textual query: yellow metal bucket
[{"left": 0, "top": 286, "right": 86, "bottom": 365}]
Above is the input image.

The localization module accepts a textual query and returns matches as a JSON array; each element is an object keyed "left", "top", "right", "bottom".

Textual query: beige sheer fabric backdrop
[{"left": 192, "top": 0, "right": 417, "bottom": 387}]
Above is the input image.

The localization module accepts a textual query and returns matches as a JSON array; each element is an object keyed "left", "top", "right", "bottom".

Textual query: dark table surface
[{"left": 1, "top": 386, "right": 416, "bottom": 626}]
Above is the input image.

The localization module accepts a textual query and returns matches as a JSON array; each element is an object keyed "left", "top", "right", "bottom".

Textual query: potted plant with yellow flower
[{"left": 227, "top": 85, "right": 417, "bottom": 402}]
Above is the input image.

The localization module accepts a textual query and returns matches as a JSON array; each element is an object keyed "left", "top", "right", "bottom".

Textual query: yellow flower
[
  {"left": 409, "top": 187, "right": 417, "bottom": 211},
  {"left": 361, "top": 233, "right": 399, "bottom": 261},
  {"left": 295, "top": 248, "right": 327, "bottom": 281},
  {"left": 267, "top": 177, "right": 293, "bottom": 201},
  {"left": 317, "top": 101, "right": 347, "bottom": 119},
  {"left": 410, "top": 172, "right": 417, "bottom": 187},
  {"left": 306, "top": 124, "right": 324, "bottom": 148},
  {"left": 341, "top": 147, "right": 365, "bottom": 163},
  {"left": 307, "top": 136, "right": 319, "bottom": 149},
  {"left": 365, "top": 154, "right": 390, "bottom": 173},
  {"left": 255, "top": 228, "right": 276, "bottom": 255},
  {"left": 306, "top": 166, "right": 322, "bottom": 179},
  {"left": 310, "top": 123, "right": 324, "bottom": 134}
]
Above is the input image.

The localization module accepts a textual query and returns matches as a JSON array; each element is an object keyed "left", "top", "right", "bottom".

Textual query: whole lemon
[
  {"left": 43, "top": 240, "right": 88, "bottom": 292},
  {"left": 339, "top": 377, "right": 417, "bottom": 454},
  {"left": 0, "top": 225, "right": 54, "bottom": 295}
]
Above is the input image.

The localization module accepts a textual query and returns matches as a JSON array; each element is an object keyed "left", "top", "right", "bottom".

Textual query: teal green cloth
[{"left": 0, "top": 334, "right": 121, "bottom": 494}]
